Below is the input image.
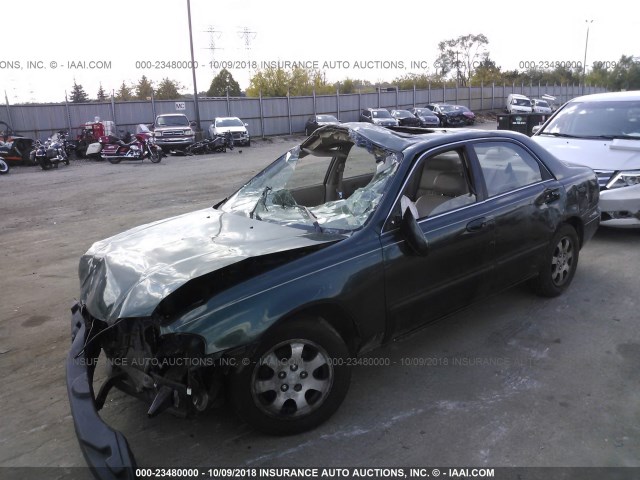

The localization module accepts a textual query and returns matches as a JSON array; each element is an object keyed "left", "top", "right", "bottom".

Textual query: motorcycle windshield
[{"left": 136, "top": 124, "right": 151, "bottom": 134}]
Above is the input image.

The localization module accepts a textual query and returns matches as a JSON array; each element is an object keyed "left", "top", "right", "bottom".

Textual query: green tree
[
  {"left": 469, "top": 57, "right": 503, "bottom": 85},
  {"left": 135, "top": 75, "right": 154, "bottom": 100},
  {"left": 392, "top": 73, "right": 444, "bottom": 90},
  {"left": 206, "top": 68, "right": 241, "bottom": 97},
  {"left": 246, "top": 67, "right": 291, "bottom": 97},
  {"left": 69, "top": 80, "right": 89, "bottom": 103},
  {"left": 434, "top": 34, "right": 489, "bottom": 86},
  {"left": 96, "top": 83, "right": 107, "bottom": 101},
  {"left": 155, "top": 78, "right": 183, "bottom": 100},
  {"left": 115, "top": 81, "right": 133, "bottom": 101},
  {"left": 607, "top": 55, "right": 640, "bottom": 90},
  {"left": 247, "top": 67, "right": 335, "bottom": 97},
  {"left": 339, "top": 78, "right": 356, "bottom": 94}
]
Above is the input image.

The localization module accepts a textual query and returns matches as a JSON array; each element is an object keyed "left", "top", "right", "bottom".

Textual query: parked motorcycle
[
  {"left": 29, "top": 131, "right": 71, "bottom": 170},
  {"left": 184, "top": 131, "right": 234, "bottom": 155},
  {"left": 0, "top": 156, "right": 9, "bottom": 174},
  {"left": 99, "top": 124, "right": 163, "bottom": 164}
]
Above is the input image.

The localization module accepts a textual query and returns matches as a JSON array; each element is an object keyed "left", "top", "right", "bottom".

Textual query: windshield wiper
[
  {"left": 250, "top": 186, "right": 271, "bottom": 220},
  {"left": 297, "top": 205, "right": 323, "bottom": 233},
  {"left": 590, "top": 134, "right": 640, "bottom": 140},
  {"left": 539, "top": 132, "right": 581, "bottom": 138}
]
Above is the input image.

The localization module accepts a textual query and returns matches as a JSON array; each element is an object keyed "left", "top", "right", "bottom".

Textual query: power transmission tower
[
  {"left": 204, "top": 26, "right": 223, "bottom": 66},
  {"left": 238, "top": 27, "right": 257, "bottom": 72}
]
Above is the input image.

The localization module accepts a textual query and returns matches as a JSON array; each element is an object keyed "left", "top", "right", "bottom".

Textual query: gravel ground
[{"left": 1, "top": 124, "right": 638, "bottom": 479}]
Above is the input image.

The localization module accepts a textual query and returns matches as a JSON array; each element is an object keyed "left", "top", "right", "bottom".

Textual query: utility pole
[
  {"left": 582, "top": 20, "right": 593, "bottom": 95},
  {"left": 186, "top": 0, "right": 201, "bottom": 131}
]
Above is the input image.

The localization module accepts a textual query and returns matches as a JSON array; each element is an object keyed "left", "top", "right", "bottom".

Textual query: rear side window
[{"left": 473, "top": 142, "right": 543, "bottom": 197}]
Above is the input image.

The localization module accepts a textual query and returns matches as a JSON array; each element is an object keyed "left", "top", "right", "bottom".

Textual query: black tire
[
  {"left": 305, "top": 127, "right": 311, "bottom": 136},
  {"left": 107, "top": 156, "right": 121, "bottom": 164},
  {"left": 39, "top": 160, "right": 51, "bottom": 170},
  {"left": 229, "top": 316, "right": 351, "bottom": 435},
  {"left": 0, "top": 158, "right": 9, "bottom": 174},
  {"left": 247, "top": 139, "right": 251, "bottom": 147},
  {"left": 149, "top": 148, "right": 162, "bottom": 163},
  {"left": 530, "top": 224, "right": 579, "bottom": 297}
]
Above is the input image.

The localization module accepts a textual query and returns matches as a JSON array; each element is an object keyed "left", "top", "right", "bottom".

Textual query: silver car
[
  {"left": 533, "top": 91, "right": 640, "bottom": 228},
  {"left": 152, "top": 114, "right": 196, "bottom": 152}
]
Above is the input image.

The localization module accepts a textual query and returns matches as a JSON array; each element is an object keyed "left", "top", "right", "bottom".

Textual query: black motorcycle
[
  {"left": 30, "top": 131, "right": 72, "bottom": 170},
  {"left": 184, "top": 131, "right": 234, "bottom": 155}
]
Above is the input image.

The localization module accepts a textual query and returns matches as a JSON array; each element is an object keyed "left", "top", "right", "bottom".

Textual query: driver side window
[{"left": 404, "top": 149, "right": 477, "bottom": 219}]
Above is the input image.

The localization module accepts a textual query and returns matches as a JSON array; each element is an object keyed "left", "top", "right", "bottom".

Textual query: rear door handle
[
  {"left": 466, "top": 217, "right": 488, "bottom": 232},
  {"left": 536, "top": 188, "right": 561, "bottom": 205}
]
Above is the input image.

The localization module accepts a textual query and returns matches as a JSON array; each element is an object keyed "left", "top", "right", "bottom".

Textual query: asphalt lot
[{"left": 1, "top": 122, "right": 639, "bottom": 478}]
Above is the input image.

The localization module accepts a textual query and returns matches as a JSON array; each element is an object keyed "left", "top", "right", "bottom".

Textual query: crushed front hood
[{"left": 79, "top": 208, "right": 340, "bottom": 323}]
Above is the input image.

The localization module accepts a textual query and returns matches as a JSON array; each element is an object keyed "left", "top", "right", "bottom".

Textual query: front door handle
[{"left": 466, "top": 217, "right": 488, "bottom": 232}]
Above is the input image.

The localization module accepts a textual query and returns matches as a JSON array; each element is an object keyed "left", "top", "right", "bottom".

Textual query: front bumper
[
  {"left": 599, "top": 184, "right": 640, "bottom": 228},
  {"left": 66, "top": 303, "right": 137, "bottom": 479},
  {"left": 154, "top": 136, "right": 195, "bottom": 149}
]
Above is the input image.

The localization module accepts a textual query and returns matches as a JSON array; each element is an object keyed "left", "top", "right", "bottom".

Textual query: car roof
[
  {"left": 334, "top": 122, "right": 537, "bottom": 152},
  {"left": 214, "top": 116, "right": 241, "bottom": 120},
  {"left": 567, "top": 90, "right": 640, "bottom": 102},
  {"left": 157, "top": 113, "right": 187, "bottom": 117}
]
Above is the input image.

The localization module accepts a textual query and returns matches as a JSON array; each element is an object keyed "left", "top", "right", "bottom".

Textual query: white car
[
  {"left": 531, "top": 98, "right": 553, "bottom": 114},
  {"left": 532, "top": 91, "right": 640, "bottom": 228},
  {"left": 506, "top": 93, "right": 533, "bottom": 114},
  {"left": 209, "top": 117, "right": 250, "bottom": 146}
]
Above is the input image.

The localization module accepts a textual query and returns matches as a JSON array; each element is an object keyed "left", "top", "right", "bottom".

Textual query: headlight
[
  {"left": 606, "top": 170, "right": 640, "bottom": 189},
  {"left": 155, "top": 131, "right": 162, "bottom": 137}
]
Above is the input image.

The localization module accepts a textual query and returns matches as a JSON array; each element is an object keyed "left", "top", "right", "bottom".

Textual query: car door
[
  {"left": 380, "top": 145, "right": 495, "bottom": 337},
  {"left": 468, "top": 140, "right": 562, "bottom": 292}
]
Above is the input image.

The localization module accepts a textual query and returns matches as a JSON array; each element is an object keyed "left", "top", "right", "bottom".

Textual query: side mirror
[
  {"left": 190, "top": 121, "right": 197, "bottom": 127},
  {"left": 400, "top": 206, "right": 429, "bottom": 256},
  {"left": 244, "top": 123, "right": 249, "bottom": 127},
  {"left": 531, "top": 125, "right": 542, "bottom": 134}
]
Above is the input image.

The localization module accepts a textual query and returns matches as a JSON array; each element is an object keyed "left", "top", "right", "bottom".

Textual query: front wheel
[
  {"left": 229, "top": 316, "right": 351, "bottom": 435},
  {"left": 529, "top": 224, "right": 579, "bottom": 297},
  {"left": 0, "top": 158, "right": 9, "bottom": 174},
  {"left": 149, "top": 148, "right": 162, "bottom": 163}
]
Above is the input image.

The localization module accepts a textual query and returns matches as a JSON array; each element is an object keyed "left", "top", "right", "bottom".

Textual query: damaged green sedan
[{"left": 67, "top": 123, "right": 599, "bottom": 478}]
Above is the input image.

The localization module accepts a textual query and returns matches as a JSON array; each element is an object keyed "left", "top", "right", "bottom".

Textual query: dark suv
[{"left": 360, "top": 108, "right": 398, "bottom": 127}]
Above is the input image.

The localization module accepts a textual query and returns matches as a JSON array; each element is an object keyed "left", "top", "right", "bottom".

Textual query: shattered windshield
[{"left": 220, "top": 128, "right": 402, "bottom": 233}]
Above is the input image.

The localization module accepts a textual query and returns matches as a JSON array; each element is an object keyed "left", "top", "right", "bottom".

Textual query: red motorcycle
[{"left": 99, "top": 124, "right": 163, "bottom": 164}]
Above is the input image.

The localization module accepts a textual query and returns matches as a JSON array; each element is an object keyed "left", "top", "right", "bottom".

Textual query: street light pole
[
  {"left": 187, "top": 0, "right": 201, "bottom": 131},
  {"left": 582, "top": 20, "right": 593, "bottom": 95}
]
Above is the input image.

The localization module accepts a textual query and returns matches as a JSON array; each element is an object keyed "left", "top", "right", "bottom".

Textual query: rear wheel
[
  {"left": 107, "top": 156, "right": 121, "bottom": 164},
  {"left": 530, "top": 224, "right": 579, "bottom": 297},
  {"left": 230, "top": 316, "right": 351, "bottom": 435},
  {"left": 0, "top": 158, "right": 9, "bottom": 174}
]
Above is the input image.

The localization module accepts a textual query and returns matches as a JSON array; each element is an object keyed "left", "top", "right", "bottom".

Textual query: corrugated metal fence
[{"left": 1, "top": 83, "right": 606, "bottom": 141}]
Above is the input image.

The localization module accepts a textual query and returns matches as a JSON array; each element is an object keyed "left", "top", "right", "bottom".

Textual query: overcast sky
[{"left": 2, "top": 0, "right": 637, "bottom": 103}]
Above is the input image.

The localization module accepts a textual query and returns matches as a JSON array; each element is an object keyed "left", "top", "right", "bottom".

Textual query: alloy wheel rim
[
  {"left": 251, "top": 339, "right": 333, "bottom": 418},
  {"left": 551, "top": 236, "right": 574, "bottom": 286}
]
